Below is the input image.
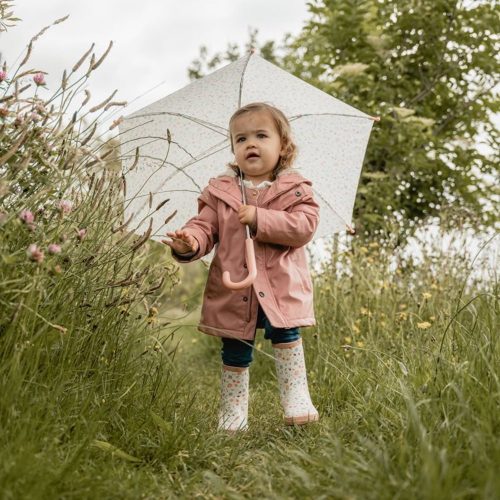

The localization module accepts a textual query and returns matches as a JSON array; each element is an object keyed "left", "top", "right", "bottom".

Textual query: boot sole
[{"left": 284, "top": 413, "right": 320, "bottom": 426}]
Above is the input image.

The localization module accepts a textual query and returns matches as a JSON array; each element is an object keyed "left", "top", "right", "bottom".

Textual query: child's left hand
[{"left": 238, "top": 205, "right": 257, "bottom": 230}]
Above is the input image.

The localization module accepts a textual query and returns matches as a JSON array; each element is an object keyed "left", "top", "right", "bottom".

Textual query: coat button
[
  {"left": 295, "top": 191, "right": 301, "bottom": 196},
  {"left": 242, "top": 296, "right": 248, "bottom": 302},
  {"left": 258, "top": 291, "right": 265, "bottom": 297}
]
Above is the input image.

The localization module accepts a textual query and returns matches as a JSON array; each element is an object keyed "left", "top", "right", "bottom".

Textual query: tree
[{"left": 188, "top": 0, "right": 499, "bottom": 244}]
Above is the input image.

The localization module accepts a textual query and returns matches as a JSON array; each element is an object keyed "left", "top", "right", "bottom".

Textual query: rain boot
[
  {"left": 272, "top": 338, "right": 319, "bottom": 425},
  {"left": 217, "top": 365, "right": 249, "bottom": 432}
]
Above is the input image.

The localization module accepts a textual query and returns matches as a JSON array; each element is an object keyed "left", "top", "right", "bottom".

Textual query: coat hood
[{"left": 206, "top": 168, "right": 313, "bottom": 211}]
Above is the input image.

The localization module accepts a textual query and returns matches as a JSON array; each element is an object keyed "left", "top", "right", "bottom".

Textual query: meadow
[{"left": 1, "top": 9, "right": 498, "bottom": 498}]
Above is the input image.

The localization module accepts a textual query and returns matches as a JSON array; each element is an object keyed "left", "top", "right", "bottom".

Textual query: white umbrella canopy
[{"left": 118, "top": 52, "right": 377, "bottom": 260}]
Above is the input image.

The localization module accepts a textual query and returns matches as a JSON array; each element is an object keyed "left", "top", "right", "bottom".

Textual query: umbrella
[{"left": 118, "top": 51, "right": 378, "bottom": 287}]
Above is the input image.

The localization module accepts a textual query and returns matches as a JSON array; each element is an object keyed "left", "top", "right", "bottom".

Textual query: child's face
[{"left": 231, "top": 110, "right": 284, "bottom": 182}]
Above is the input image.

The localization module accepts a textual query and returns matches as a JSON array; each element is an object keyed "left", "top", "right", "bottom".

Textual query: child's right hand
[{"left": 162, "top": 229, "right": 199, "bottom": 255}]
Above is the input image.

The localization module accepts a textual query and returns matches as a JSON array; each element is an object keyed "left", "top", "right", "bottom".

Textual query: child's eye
[
  {"left": 258, "top": 133, "right": 267, "bottom": 138},
  {"left": 236, "top": 137, "right": 245, "bottom": 142}
]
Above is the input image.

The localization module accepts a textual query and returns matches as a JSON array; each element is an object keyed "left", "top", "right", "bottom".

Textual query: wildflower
[
  {"left": 397, "top": 311, "right": 408, "bottom": 321},
  {"left": 19, "top": 210, "right": 34, "bottom": 224},
  {"left": 417, "top": 321, "right": 432, "bottom": 330},
  {"left": 359, "top": 246, "right": 368, "bottom": 254},
  {"left": 356, "top": 341, "right": 365, "bottom": 348},
  {"left": 422, "top": 292, "right": 432, "bottom": 300},
  {"left": 352, "top": 323, "right": 360, "bottom": 334},
  {"left": 368, "top": 241, "right": 379, "bottom": 248},
  {"left": 33, "top": 73, "right": 46, "bottom": 86},
  {"left": 430, "top": 315, "right": 436, "bottom": 321},
  {"left": 360, "top": 307, "right": 373, "bottom": 317},
  {"left": 48, "top": 243, "right": 62, "bottom": 254},
  {"left": 27, "top": 244, "right": 44, "bottom": 263},
  {"left": 0, "top": 70, "right": 6, "bottom": 82},
  {"left": 76, "top": 228, "right": 87, "bottom": 241},
  {"left": 343, "top": 336, "right": 352, "bottom": 344},
  {"left": 13, "top": 114, "right": 24, "bottom": 127},
  {"left": 430, "top": 283, "right": 439, "bottom": 290},
  {"left": 58, "top": 199, "right": 73, "bottom": 213},
  {"left": 399, "top": 304, "right": 407, "bottom": 310}
]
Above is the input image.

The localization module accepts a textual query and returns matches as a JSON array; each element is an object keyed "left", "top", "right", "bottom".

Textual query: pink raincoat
[{"left": 171, "top": 169, "right": 320, "bottom": 340}]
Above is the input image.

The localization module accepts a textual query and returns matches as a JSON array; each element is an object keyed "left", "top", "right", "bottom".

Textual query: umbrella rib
[
  {"left": 128, "top": 111, "right": 228, "bottom": 137},
  {"left": 125, "top": 140, "right": 230, "bottom": 209},
  {"left": 312, "top": 186, "right": 351, "bottom": 228},
  {"left": 289, "top": 112, "right": 373, "bottom": 121},
  {"left": 238, "top": 51, "right": 254, "bottom": 108}
]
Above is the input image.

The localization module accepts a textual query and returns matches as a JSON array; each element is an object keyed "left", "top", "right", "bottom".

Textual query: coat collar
[{"left": 207, "top": 168, "right": 311, "bottom": 210}]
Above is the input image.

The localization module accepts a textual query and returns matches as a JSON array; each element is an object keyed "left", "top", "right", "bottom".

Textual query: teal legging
[{"left": 221, "top": 305, "right": 300, "bottom": 367}]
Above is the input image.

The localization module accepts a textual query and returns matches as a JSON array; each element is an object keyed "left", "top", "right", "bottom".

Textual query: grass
[
  {"left": 1, "top": 8, "right": 497, "bottom": 497},
  {"left": 2, "top": 230, "right": 497, "bottom": 499}
]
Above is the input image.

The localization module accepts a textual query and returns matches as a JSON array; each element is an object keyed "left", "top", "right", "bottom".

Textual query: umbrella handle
[{"left": 222, "top": 238, "right": 257, "bottom": 290}]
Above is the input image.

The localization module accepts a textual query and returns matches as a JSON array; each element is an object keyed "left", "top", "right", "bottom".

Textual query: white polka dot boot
[
  {"left": 273, "top": 339, "right": 319, "bottom": 425},
  {"left": 217, "top": 365, "right": 249, "bottom": 432}
]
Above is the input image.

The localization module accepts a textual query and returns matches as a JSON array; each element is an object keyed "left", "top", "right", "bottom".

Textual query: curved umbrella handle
[{"left": 222, "top": 238, "right": 257, "bottom": 290}]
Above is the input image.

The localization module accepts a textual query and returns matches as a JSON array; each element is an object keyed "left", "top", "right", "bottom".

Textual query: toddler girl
[{"left": 162, "top": 102, "right": 319, "bottom": 431}]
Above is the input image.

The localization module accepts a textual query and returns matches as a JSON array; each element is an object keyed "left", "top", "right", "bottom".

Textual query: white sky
[{"left": 1, "top": 0, "right": 309, "bottom": 123}]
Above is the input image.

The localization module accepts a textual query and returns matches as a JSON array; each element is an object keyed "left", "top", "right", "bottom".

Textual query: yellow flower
[
  {"left": 366, "top": 256, "right": 374, "bottom": 264},
  {"left": 380, "top": 320, "right": 387, "bottom": 327},
  {"left": 343, "top": 336, "right": 352, "bottom": 344},
  {"left": 422, "top": 292, "right": 432, "bottom": 300},
  {"left": 397, "top": 312, "right": 408, "bottom": 321},
  {"left": 352, "top": 324, "right": 361, "bottom": 334},
  {"left": 359, "top": 246, "right": 368, "bottom": 254},
  {"left": 369, "top": 241, "right": 379, "bottom": 248},
  {"left": 399, "top": 304, "right": 407, "bottom": 310},
  {"left": 417, "top": 321, "right": 432, "bottom": 330},
  {"left": 430, "top": 315, "right": 436, "bottom": 321},
  {"left": 430, "top": 283, "right": 439, "bottom": 290},
  {"left": 191, "top": 338, "right": 198, "bottom": 343},
  {"left": 360, "top": 307, "right": 369, "bottom": 315},
  {"left": 356, "top": 340, "right": 365, "bottom": 348}
]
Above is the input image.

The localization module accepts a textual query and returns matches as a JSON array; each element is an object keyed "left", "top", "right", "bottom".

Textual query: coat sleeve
[
  {"left": 171, "top": 187, "right": 219, "bottom": 263},
  {"left": 253, "top": 185, "right": 319, "bottom": 248}
]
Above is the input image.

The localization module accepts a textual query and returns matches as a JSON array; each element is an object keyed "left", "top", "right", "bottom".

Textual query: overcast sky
[{"left": 1, "top": 0, "right": 310, "bottom": 125}]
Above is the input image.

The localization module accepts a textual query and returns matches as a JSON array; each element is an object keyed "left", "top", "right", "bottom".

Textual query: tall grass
[{"left": 1, "top": 5, "right": 498, "bottom": 499}]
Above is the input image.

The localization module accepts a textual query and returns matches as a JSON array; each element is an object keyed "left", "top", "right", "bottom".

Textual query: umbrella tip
[
  {"left": 346, "top": 224, "right": 356, "bottom": 235},
  {"left": 372, "top": 115, "right": 381, "bottom": 122}
]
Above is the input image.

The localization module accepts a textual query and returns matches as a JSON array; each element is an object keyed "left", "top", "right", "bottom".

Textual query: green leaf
[{"left": 91, "top": 440, "right": 142, "bottom": 463}]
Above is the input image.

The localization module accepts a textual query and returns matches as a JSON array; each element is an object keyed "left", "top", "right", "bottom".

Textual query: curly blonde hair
[{"left": 227, "top": 102, "right": 298, "bottom": 180}]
